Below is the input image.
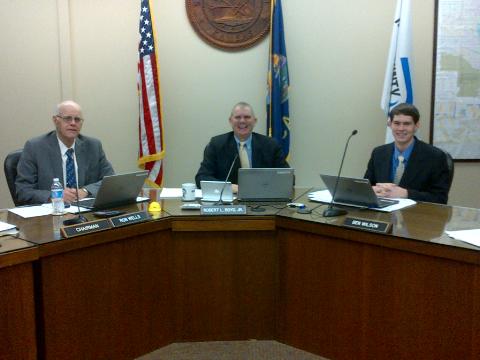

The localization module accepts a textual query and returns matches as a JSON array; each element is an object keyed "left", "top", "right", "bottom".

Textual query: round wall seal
[{"left": 186, "top": 0, "right": 271, "bottom": 50}]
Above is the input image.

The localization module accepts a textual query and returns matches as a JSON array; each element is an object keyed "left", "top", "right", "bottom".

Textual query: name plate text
[
  {"left": 61, "top": 219, "right": 112, "bottom": 238},
  {"left": 343, "top": 217, "right": 391, "bottom": 234},
  {"left": 110, "top": 211, "right": 149, "bottom": 227},
  {"left": 201, "top": 205, "right": 247, "bottom": 215}
]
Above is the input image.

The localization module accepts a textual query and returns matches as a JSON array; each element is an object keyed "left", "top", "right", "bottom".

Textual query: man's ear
[{"left": 387, "top": 119, "right": 392, "bottom": 128}]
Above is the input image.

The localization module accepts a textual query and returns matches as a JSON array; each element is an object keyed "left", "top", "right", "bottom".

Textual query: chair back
[
  {"left": 442, "top": 149, "right": 455, "bottom": 190},
  {"left": 3, "top": 149, "right": 23, "bottom": 206}
]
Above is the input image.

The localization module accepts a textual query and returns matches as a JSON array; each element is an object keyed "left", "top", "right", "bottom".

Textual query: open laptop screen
[
  {"left": 200, "top": 181, "right": 233, "bottom": 203},
  {"left": 238, "top": 168, "right": 294, "bottom": 202},
  {"left": 79, "top": 170, "right": 148, "bottom": 209},
  {"left": 320, "top": 174, "right": 398, "bottom": 208}
]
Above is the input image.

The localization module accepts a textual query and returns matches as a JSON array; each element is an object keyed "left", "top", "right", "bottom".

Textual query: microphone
[
  {"left": 63, "top": 185, "right": 88, "bottom": 225},
  {"left": 63, "top": 150, "right": 87, "bottom": 226},
  {"left": 216, "top": 153, "right": 238, "bottom": 205},
  {"left": 323, "top": 129, "right": 358, "bottom": 217}
]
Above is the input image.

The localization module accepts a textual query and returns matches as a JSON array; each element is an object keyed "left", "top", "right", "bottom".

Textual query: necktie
[
  {"left": 66, "top": 148, "right": 77, "bottom": 188},
  {"left": 239, "top": 142, "right": 250, "bottom": 168},
  {"left": 394, "top": 155, "right": 405, "bottom": 185}
]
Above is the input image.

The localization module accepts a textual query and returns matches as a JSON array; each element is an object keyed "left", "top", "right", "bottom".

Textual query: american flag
[{"left": 137, "top": 0, "right": 164, "bottom": 187}]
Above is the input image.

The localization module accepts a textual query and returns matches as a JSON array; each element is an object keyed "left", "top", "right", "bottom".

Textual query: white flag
[{"left": 381, "top": 0, "right": 414, "bottom": 143}]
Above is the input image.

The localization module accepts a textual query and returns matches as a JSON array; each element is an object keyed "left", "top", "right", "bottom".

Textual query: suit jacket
[
  {"left": 364, "top": 138, "right": 450, "bottom": 204},
  {"left": 15, "top": 131, "right": 114, "bottom": 205},
  {"left": 195, "top": 132, "right": 289, "bottom": 187}
]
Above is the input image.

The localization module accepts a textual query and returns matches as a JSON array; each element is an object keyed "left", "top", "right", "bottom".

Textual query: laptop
[
  {"left": 79, "top": 170, "right": 149, "bottom": 209},
  {"left": 200, "top": 181, "right": 233, "bottom": 203},
  {"left": 238, "top": 168, "right": 294, "bottom": 202},
  {"left": 320, "top": 174, "right": 399, "bottom": 209}
]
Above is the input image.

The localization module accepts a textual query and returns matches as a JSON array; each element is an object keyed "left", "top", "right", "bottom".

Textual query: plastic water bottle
[{"left": 51, "top": 178, "right": 65, "bottom": 215}]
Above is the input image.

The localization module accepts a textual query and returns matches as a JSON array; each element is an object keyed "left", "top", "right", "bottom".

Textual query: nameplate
[
  {"left": 343, "top": 217, "right": 391, "bottom": 234},
  {"left": 110, "top": 211, "right": 149, "bottom": 227},
  {"left": 61, "top": 219, "right": 112, "bottom": 238},
  {"left": 200, "top": 205, "right": 247, "bottom": 215}
]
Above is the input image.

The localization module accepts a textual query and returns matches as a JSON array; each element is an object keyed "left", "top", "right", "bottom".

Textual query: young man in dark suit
[
  {"left": 195, "top": 102, "right": 289, "bottom": 193},
  {"left": 364, "top": 103, "right": 450, "bottom": 204},
  {"left": 15, "top": 100, "right": 114, "bottom": 205}
]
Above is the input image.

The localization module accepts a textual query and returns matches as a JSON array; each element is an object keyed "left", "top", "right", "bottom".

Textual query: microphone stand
[
  {"left": 63, "top": 185, "right": 87, "bottom": 226},
  {"left": 323, "top": 130, "right": 358, "bottom": 217},
  {"left": 215, "top": 153, "right": 238, "bottom": 205}
]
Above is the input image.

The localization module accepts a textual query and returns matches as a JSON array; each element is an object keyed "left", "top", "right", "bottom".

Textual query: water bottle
[{"left": 51, "top": 178, "right": 65, "bottom": 215}]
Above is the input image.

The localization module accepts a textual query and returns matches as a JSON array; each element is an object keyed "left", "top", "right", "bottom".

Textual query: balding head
[
  {"left": 52, "top": 100, "right": 84, "bottom": 147},
  {"left": 55, "top": 100, "right": 82, "bottom": 116}
]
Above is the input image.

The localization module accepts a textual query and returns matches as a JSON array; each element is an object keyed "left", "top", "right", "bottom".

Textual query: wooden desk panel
[
  {"left": 38, "top": 229, "right": 173, "bottom": 360},
  {"left": 171, "top": 218, "right": 278, "bottom": 341},
  {"left": 0, "top": 251, "right": 37, "bottom": 360},
  {"left": 277, "top": 227, "right": 480, "bottom": 360},
  {"left": 277, "top": 229, "right": 364, "bottom": 359}
]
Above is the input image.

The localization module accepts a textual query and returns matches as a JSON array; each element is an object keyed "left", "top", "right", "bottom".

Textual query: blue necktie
[{"left": 66, "top": 148, "right": 77, "bottom": 188}]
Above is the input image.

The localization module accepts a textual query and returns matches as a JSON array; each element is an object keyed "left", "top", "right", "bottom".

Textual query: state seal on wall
[{"left": 186, "top": 0, "right": 271, "bottom": 50}]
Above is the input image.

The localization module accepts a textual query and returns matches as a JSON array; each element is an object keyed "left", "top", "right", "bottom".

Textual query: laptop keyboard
[{"left": 78, "top": 198, "right": 96, "bottom": 208}]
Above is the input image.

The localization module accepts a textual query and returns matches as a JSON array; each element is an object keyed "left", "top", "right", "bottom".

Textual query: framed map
[{"left": 431, "top": 0, "right": 480, "bottom": 160}]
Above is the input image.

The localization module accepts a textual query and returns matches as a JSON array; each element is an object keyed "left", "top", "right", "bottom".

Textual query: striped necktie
[
  {"left": 393, "top": 155, "right": 405, "bottom": 185},
  {"left": 239, "top": 142, "right": 250, "bottom": 168},
  {"left": 66, "top": 148, "right": 77, "bottom": 188}
]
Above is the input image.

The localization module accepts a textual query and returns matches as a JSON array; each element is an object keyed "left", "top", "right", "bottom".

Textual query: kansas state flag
[
  {"left": 267, "top": 0, "right": 290, "bottom": 158},
  {"left": 381, "top": 0, "right": 414, "bottom": 143}
]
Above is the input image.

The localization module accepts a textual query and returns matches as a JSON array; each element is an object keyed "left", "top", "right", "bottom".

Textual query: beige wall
[{"left": 1, "top": 0, "right": 479, "bottom": 209}]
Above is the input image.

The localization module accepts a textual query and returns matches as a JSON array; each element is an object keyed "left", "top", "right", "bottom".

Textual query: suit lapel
[
  {"left": 75, "top": 136, "right": 86, "bottom": 186},
  {"left": 400, "top": 139, "right": 422, "bottom": 187},
  {"left": 47, "top": 132, "right": 64, "bottom": 180},
  {"left": 251, "top": 133, "right": 260, "bottom": 167},
  {"left": 379, "top": 144, "right": 394, "bottom": 182}
]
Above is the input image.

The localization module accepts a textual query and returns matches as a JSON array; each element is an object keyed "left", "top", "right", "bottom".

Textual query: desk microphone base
[
  {"left": 63, "top": 216, "right": 87, "bottom": 226},
  {"left": 322, "top": 207, "right": 347, "bottom": 217}
]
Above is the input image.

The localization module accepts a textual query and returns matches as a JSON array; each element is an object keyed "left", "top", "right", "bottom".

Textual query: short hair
[
  {"left": 389, "top": 103, "right": 420, "bottom": 124},
  {"left": 55, "top": 100, "right": 82, "bottom": 116},
  {"left": 230, "top": 102, "right": 255, "bottom": 118}
]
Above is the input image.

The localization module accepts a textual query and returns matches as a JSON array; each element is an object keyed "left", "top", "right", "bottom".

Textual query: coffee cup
[{"left": 182, "top": 183, "right": 196, "bottom": 201}]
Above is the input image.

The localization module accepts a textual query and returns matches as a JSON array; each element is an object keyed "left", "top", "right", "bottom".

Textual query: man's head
[
  {"left": 53, "top": 100, "right": 84, "bottom": 147},
  {"left": 229, "top": 102, "right": 257, "bottom": 141},
  {"left": 388, "top": 103, "right": 420, "bottom": 150}
]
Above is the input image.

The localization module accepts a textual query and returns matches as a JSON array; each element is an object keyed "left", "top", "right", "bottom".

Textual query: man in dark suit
[
  {"left": 364, "top": 103, "right": 450, "bottom": 204},
  {"left": 195, "top": 102, "right": 289, "bottom": 192},
  {"left": 15, "top": 100, "right": 114, "bottom": 205}
]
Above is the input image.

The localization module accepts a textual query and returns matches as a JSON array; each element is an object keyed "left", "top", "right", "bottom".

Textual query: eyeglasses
[{"left": 56, "top": 115, "right": 84, "bottom": 124}]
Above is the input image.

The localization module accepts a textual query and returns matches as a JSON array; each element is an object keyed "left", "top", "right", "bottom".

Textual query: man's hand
[
  {"left": 232, "top": 184, "right": 239, "bottom": 194},
  {"left": 63, "top": 187, "right": 88, "bottom": 203},
  {"left": 372, "top": 183, "right": 408, "bottom": 199}
]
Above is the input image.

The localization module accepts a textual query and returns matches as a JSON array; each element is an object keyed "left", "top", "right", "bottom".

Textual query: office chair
[
  {"left": 441, "top": 148, "right": 455, "bottom": 190},
  {"left": 3, "top": 149, "right": 23, "bottom": 206}
]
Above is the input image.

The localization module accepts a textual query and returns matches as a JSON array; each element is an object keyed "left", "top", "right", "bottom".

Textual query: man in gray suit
[{"left": 15, "top": 100, "right": 114, "bottom": 205}]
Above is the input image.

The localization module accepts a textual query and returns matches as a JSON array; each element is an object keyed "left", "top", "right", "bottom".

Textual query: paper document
[
  {"left": 9, "top": 205, "right": 53, "bottom": 218},
  {"left": 159, "top": 188, "right": 202, "bottom": 199},
  {"left": 308, "top": 190, "right": 416, "bottom": 212},
  {"left": 446, "top": 229, "right": 480, "bottom": 248},
  {"left": 10, "top": 203, "right": 90, "bottom": 218},
  {"left": 0, "top": 221, "right": 16, "bottom": 232}
]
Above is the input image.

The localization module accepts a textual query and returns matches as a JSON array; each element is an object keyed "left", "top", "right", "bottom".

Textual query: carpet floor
[{"left": 136, "top": 340, "right": 327, "bottom": 360}]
